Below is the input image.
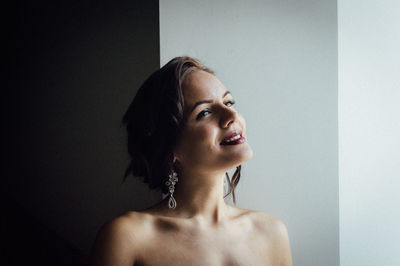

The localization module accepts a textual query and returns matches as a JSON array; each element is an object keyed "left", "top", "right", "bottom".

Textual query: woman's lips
[{"left": 220, "top": 132, "right": 246, "bottom": 145}]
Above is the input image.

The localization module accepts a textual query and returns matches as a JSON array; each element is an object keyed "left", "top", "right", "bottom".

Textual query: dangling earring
[{"left": 166, "top": 169, "right": 178, "bottom": 209}]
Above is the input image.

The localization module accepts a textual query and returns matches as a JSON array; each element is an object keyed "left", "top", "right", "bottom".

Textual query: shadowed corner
[{"left": 4, "top": 198, "right": 88, "bottom": 266}]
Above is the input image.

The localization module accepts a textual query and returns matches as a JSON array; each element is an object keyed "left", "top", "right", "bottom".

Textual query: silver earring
[{"left": 166, "top": 170, "right": 178, "bottom": 209}]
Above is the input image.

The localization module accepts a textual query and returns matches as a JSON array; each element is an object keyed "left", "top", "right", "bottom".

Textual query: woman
[{"left": 89, "top": 56, "right": 293, "bottom": 266}]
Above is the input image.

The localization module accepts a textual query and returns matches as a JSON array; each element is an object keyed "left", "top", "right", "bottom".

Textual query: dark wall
[{"left": 5, "top": 0, "right": 160, "bottom": 264}]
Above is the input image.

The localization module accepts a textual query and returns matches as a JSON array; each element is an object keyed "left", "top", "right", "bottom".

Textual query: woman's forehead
[{"left": 182, "top": 70, "right": 228, "bottom": 103}]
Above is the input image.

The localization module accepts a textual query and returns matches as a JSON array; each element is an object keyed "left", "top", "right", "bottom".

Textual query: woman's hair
[{"left": 122, "top": 56, "right": 242, "bottom": 204}]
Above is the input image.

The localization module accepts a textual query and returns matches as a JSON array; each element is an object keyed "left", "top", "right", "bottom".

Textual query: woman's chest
[{"left": 135, "top": 224, "right": 276, "bottom": 266}]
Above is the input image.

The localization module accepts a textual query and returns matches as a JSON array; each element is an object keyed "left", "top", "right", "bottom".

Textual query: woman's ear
[
  {"left": 172, "top": 157, "right": 183, "bottom": 171},
  {"left": 172, "top": 150, "right": 181, "bottom": 163}
]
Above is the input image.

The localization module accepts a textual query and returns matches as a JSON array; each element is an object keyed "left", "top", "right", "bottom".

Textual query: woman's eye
[
  {"left": 225, "top": 100, "right": 236, "bottom": 107},
  {"left": 196, "top": 110, "right": 211, "bottom": 120}
]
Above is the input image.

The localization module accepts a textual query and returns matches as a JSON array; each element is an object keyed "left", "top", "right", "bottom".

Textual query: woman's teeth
[{"left": 223, "top": 134, "right": 241, "bottom": 144}]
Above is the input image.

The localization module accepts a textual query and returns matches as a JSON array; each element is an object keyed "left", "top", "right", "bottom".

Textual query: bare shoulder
[
  {"left": 250, "top": 210, "right": 289, "bottom": 235},
  {"left": 231, "top": 207, "right": 286, "bottom": 230},
  {"left": 96, "top": 211, "right": 151, "bottom": 242},
  {"left": 89, "top": 211, "right": 152, "bottom": 266},
  {"left": 234, "top": 208, "right": 293, "bottom": 265}
]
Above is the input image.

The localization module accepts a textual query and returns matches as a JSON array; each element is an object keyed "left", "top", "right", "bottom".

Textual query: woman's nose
[{"left": 220, "top": 105, "right": 238, "bottom": 128}]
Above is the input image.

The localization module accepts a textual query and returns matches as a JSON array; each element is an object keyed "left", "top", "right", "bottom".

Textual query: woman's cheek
[
  {"left": 238, "top": 113, "right": 247, "bottom": 129},
  {"left": 189, "top": 126, "right": 214, "bottom": 146}
]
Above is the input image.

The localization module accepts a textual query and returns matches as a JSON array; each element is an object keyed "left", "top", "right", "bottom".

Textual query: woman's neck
[{"left": 165, "top": 169, "right": 230, "bottom": 226}]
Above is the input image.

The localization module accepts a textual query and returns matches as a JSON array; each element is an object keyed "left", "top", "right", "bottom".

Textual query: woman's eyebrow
[
  {"left": 190, "top": 91, "right": 232, "bottom": 113},
  {"left": 223, "top": 90, "right": 232, "bottom": 98},
  {"left": 190, "top": 99, "right": 213, "bottom": 113}
]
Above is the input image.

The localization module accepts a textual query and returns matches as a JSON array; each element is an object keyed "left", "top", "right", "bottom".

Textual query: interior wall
[
  {"left": 6, "top": 0, "right": 160, "bottom": 261},
  {"left": 160, "top": 1, "right": 339, "bottom": 265},
  {"left": 7, "top": 1, "right": 399, "bottom": 264},
  {"left": 338, "top": 1, "right": 400, "bottom": 265}
]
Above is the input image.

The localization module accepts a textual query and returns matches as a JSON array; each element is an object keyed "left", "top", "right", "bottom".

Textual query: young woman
[{"left": 89, "top": 56, "right": 293, "bottom": 266}]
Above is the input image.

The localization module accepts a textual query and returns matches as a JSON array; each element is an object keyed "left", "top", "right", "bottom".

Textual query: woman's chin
[
  {"left": 224, "top": 144, "right": 253, "bottom": 168},
  {"left": 239, "top": 145, "right": 254, "bottom": 163}
]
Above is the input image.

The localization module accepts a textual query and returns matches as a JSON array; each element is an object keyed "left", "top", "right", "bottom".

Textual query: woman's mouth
[{"left": 220, "top": 132, "right": 246, "bottom": 145}]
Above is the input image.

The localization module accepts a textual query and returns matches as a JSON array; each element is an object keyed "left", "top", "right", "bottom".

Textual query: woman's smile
[{"left": 220, "top": 131, "right": 246, "bottom": 145}]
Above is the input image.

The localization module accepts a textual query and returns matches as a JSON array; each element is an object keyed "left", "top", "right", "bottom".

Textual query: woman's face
[{"left": 173, "top": 70, "right": 253, "bottom": 174}]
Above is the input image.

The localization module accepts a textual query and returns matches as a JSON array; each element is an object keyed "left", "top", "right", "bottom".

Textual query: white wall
[
  {"left": 339, "top": 1, "right": 400, "bottom": 265},
  {"left": 160, "top": 1, "right": 339, "bottom": 265}
]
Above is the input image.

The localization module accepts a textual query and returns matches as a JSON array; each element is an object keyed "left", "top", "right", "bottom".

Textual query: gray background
[
  {"left": 339, "top": 0, "right": 400, "bottom": 265},
  {"left": 160, "top": 1, "right": 338, "bottom": 266}
]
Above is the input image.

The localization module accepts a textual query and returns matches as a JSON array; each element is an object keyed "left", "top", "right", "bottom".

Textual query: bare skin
[{"left": 89, "top": 70, "right": 293, "bottom": 266}]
